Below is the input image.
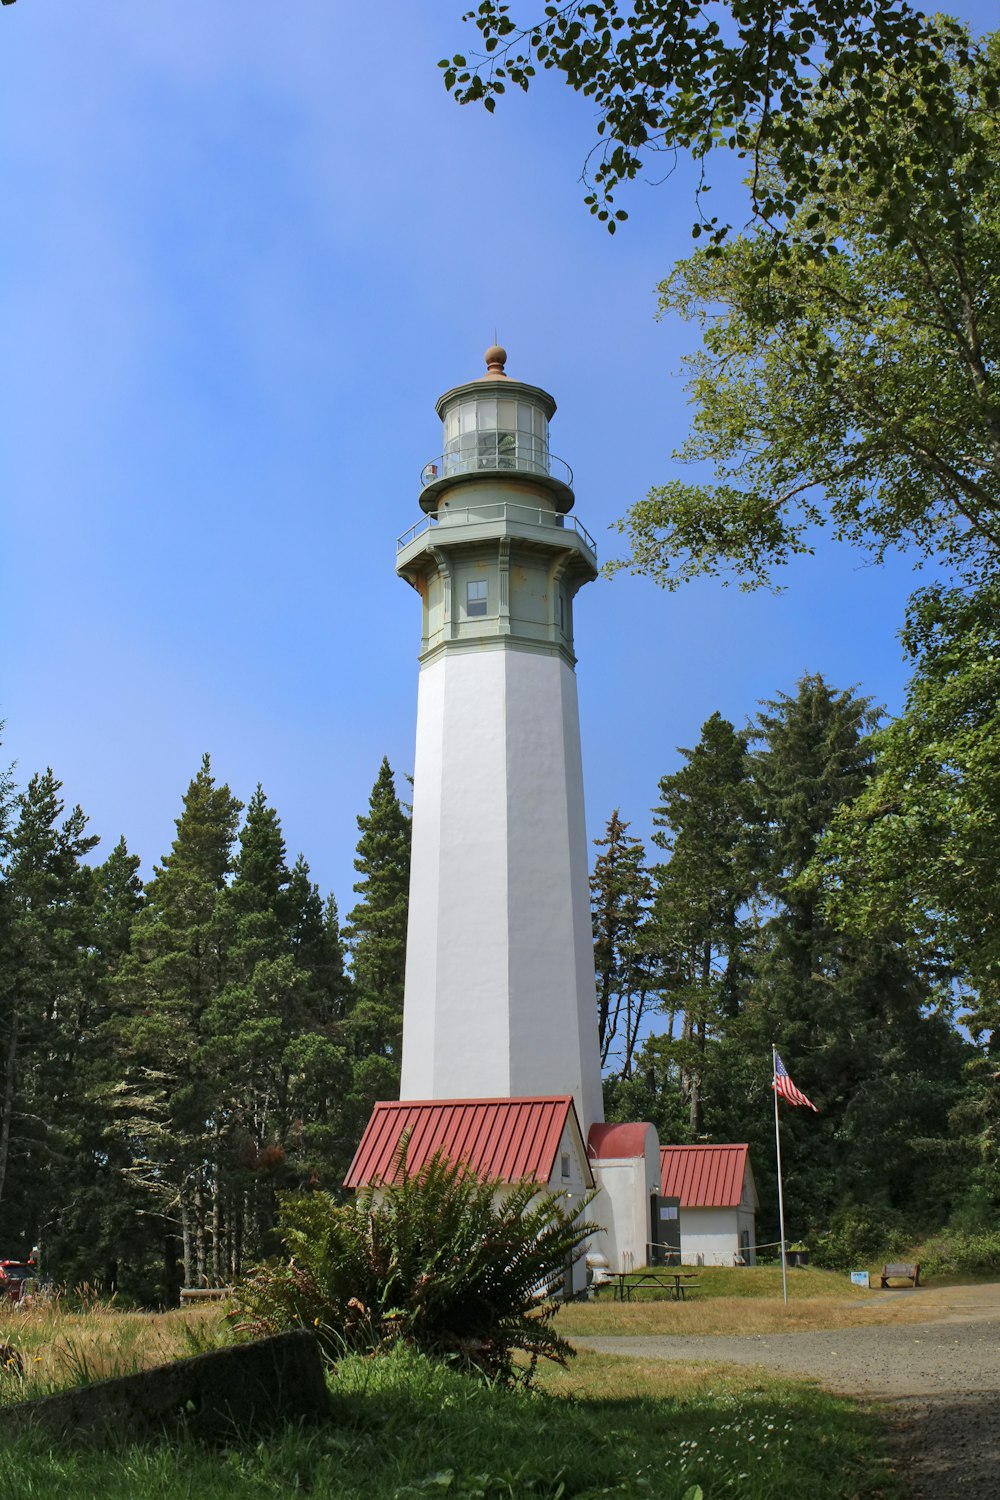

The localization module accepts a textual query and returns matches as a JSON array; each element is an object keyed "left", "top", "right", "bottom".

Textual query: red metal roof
[
  {"left": 345, "top": 1096, "right": 593, "bottom": 1189},
  {"left": 659, "top": 1144, "right": 750, "bottom": 1208},
  {"left": 587, "top": 1122, "right": 653, "bottom": 1160}
]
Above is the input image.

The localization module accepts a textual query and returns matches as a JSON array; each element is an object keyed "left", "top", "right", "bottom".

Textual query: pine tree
[
  {"left": 590, "top": 811, "right": 655, "bottom": 1074},
  {"left": 112, "top": 755, "right": 242, "bottom": 1292},
  {"left": 649, "top": 712, "right": 755, "bottom": 1132},
  {"left": 53, "top": 835, "right": 147, "bottom": 1295},
  {"left": 0, "top": 740, "right": 18, "bottom": 1221},
  {"left": 336, "top": 759, "right": 412, "bottom": 1162},
  {"left": 202, "top": 789, "right": 353, "bottom": 1272},
  {"left": 344, "top": 758, "right": 411, "bottom": 1052},
  {"left": 740, "top": 675, "right": 969, "bottom": 1232},
  {"left": 287, "top": 858, "right": 352, "bottom": 1023},
  {"left": 0, "top": 771, "right": 99, "bottom": 1253}
]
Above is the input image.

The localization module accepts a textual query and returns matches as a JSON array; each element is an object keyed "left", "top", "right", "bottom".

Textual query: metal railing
[
  {"left": 419, "top": 444, "right": 574, "bottom": 491},
  {"left": 396, "top": 501, "right": 597, "bottom": 555}
]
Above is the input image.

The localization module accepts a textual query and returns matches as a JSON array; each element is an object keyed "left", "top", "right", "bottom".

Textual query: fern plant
[{"left": 234, "top": 1143, "right": 595, "bottom": 1385}]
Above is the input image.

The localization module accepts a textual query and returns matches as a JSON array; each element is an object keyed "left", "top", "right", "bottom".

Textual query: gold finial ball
[{"left": 484, "top": 344, "right": 507, "bottom": 375}]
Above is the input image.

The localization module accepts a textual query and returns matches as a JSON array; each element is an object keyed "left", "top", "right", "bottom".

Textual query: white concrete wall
[
  {"left": 679, "top": 1207, "right": 745, "bottom": 1266},
  {"left": 588, "top": 1125, "right": 661, "bottom": 1272},
  {"left": 400, "top": 645, "right": 604, "bottom": 1134},
  {"left": 588, "top": 1166, "right": 642, "bottom": 1274}
]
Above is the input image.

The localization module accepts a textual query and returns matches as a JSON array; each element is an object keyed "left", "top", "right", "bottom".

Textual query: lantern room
[{"left": 418, "top": 345, "right": 574, "bottom": 514}]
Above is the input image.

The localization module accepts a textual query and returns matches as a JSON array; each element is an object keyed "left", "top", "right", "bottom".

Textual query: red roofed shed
[
  {"left": 659, "top": 1144, "right": 759, "bottom": 1266},
  {"left": 345, "top": 1096, "right": 594, "bottom": 1190}
]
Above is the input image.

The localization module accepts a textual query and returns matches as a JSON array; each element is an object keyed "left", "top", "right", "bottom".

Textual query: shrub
[
  {"left": 811, "top": 1208, "right": 913, "bottom": 1271},
  {"left": 918, "top": 1230, "right": 1000, "bottom": 1279},
  {"left": 233, "top": 1147, "right": 595, "bottom": 1386}
]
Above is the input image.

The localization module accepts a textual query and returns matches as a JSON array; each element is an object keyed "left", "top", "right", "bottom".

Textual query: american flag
[{"left": 772, "top": 1053, "right": 818, "bottom": 1111}]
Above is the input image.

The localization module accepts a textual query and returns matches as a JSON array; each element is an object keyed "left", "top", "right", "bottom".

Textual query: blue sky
[{"left": 2, "top": 0, "right": 994, "bottom": 909}]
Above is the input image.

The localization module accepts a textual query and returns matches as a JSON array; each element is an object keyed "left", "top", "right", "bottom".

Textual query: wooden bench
[
  {"left": 179, "top": 1286, "right": 234, "bottom": 1305},
  {"left": 880, "top": 1262, "right": 920, "bottom": 1288}
]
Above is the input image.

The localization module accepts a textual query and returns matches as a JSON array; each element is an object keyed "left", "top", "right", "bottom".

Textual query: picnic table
[{"left": 612, "top": 1270, "right": 701, "bottom": 1302}]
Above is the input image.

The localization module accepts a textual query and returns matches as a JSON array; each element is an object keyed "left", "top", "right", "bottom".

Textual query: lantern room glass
[{"left": 443, "top": 397, "right": 549, "bottom": 478}]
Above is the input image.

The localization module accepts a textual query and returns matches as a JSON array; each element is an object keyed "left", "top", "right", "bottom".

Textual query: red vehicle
[{"left": 0, "top": 1260, "right": 36, "bottom": 1304}]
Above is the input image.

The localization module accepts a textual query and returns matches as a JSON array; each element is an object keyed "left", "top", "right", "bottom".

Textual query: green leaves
[
  {"left": 235, "top": 1146, "right": 595, "bottom": 1386},
  {"left": 611, "top": 35, "right": 1000, "bottom": 591},
  {"left": 440, "top": 0, "right": 983, "bottom": 242},
  {"left": 821, "top": 581, "right": 1000, "bottom": 1020}
]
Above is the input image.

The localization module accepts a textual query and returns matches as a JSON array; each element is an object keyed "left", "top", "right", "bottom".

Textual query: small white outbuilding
[{"left": 659, "top": 1144, "right": 759, "bottom": 1266}]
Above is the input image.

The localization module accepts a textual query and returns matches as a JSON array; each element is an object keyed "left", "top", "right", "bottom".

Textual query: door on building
[{"left": 649, "top": 1194, "right": 682, "bottom": 1265}]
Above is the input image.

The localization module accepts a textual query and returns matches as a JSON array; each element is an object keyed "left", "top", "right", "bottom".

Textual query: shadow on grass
[{"left": 0, "top": 1346, "right": 901, "bottom": 1500}]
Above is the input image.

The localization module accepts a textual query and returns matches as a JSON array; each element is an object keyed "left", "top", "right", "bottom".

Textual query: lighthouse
[
  {"left": 347, "top": 350, "right": 663, "bottom": 1286},
  {"left": 394, "top": 345, "right": 604, "bottom": 1132}
]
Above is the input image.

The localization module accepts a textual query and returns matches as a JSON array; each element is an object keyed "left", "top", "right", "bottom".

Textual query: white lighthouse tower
[
  {"left": 348, "top": 350, "right": 663, "bottom": 1287},
  {"left": 394, "top": 345, "right": 604, "bottom": 1133}
]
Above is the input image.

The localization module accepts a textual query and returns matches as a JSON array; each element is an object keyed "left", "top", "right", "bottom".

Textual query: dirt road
[{"left": 574, "top": 1282, "right": 1000, "bottom": 1497}]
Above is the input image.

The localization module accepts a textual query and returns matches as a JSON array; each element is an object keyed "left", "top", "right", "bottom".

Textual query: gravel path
[{"left": 573, "top": 1283, "right": 1000, "bottom": 1496}]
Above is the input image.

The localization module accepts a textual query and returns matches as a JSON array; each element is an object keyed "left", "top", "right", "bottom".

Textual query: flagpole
[{"left": 773, "top": 1043, "right": 789, "bottom": 1306}]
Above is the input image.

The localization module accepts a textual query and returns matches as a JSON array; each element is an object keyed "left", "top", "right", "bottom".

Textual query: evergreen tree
[
  {"left": 337, "top": 759, "right": 412, "bottom": 1162},
  {"left": 53, "top": 836, "right": 147, "bottom": 1294},
  {"left": 203, "top": 789, "right": 352, "bottom": 1272},
  {"left": 287, "top": 858, "right": 352, "bottom": 1021},
  {"left": 0, "top": 739, "right": 19, "bottom": 1222},
  {"left": 204, "top": 785, "right": 302, "bottom": 1271},
  {"left": 112, "top": 755, "right": 242, "bottom": 1292},
  {"left": 283, "top": 885, "right": 357, "bottom": 1187},
  {"left": 0, "top": 771, "right": 99, "bottom": 1254},
  {"left": 733, "top": 675, "right": 969, "bottom": 1233},
  {"left": 590, "top": 810, "right": 655, "bottom": 1074},
  {"left": 649, "top": 713, "right": 755, "bottom": 1132},
  {"left": 91, "top": 837, "right": 144, "bottom": 961},
  {"left": 344, "top": 757, "right": 411, "bottom": 1054}
]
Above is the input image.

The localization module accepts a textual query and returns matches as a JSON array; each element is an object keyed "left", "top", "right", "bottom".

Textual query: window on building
[
  {"left": 466, "top": 579, "right": 488, "bottom": 617},
  {"left": 561, "top": 1152, "right": 571, "bottom": 1180}
]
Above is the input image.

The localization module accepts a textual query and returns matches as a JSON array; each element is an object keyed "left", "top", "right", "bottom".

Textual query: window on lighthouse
[{"left": 466, "top": 579, "right": 488, "bottom": 617}]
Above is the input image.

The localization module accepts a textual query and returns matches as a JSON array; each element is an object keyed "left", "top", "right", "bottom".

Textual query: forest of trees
[
  {"left": 592, "top": 676, "right": 980, "bottom": 1259},
  {"left": 0, "top": 750, "right": 410, "bottom": 1304},
  {"left": 1, "top": 655, "right": 992, "bottom": 1303}
]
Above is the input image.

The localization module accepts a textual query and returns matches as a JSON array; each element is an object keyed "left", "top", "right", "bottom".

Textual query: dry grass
[{"left": 0, "top": 1297, "right": 231, "bottom": 1403}]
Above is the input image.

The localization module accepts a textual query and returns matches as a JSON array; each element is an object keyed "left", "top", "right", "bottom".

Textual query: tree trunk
[
  {"left": 688, "top": 1071, "right": 700, "bottom": 1134},
  {"left": 211, "top": 1134, "right": 222, "bottom": 1286},
  {"left": 211, "top": 1179, "right": 221, "bottom": 1285},
  {"left": 181, "top": 1193, "right": 193, "bottom": 1287},
  {"left": 233, "top": 1192, "right": 243, "bottom": 1281},
  {"left": 194, "top": 1173, "right": 206, "bottom": 1288},
  {"left": 163, "top": 1230, "right": 180, "bottom": 1308},
  {"left": 0, "top": 1012, "right": 18, "bottom": 1206}
]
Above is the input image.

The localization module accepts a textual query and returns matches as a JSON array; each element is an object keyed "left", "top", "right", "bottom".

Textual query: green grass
[
  {"left": 593, "top": 1264, "right": 866, "bottom": 1301},
  {"left": 0, "top": 1345, "right": 900, "bottom": 1499}
]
